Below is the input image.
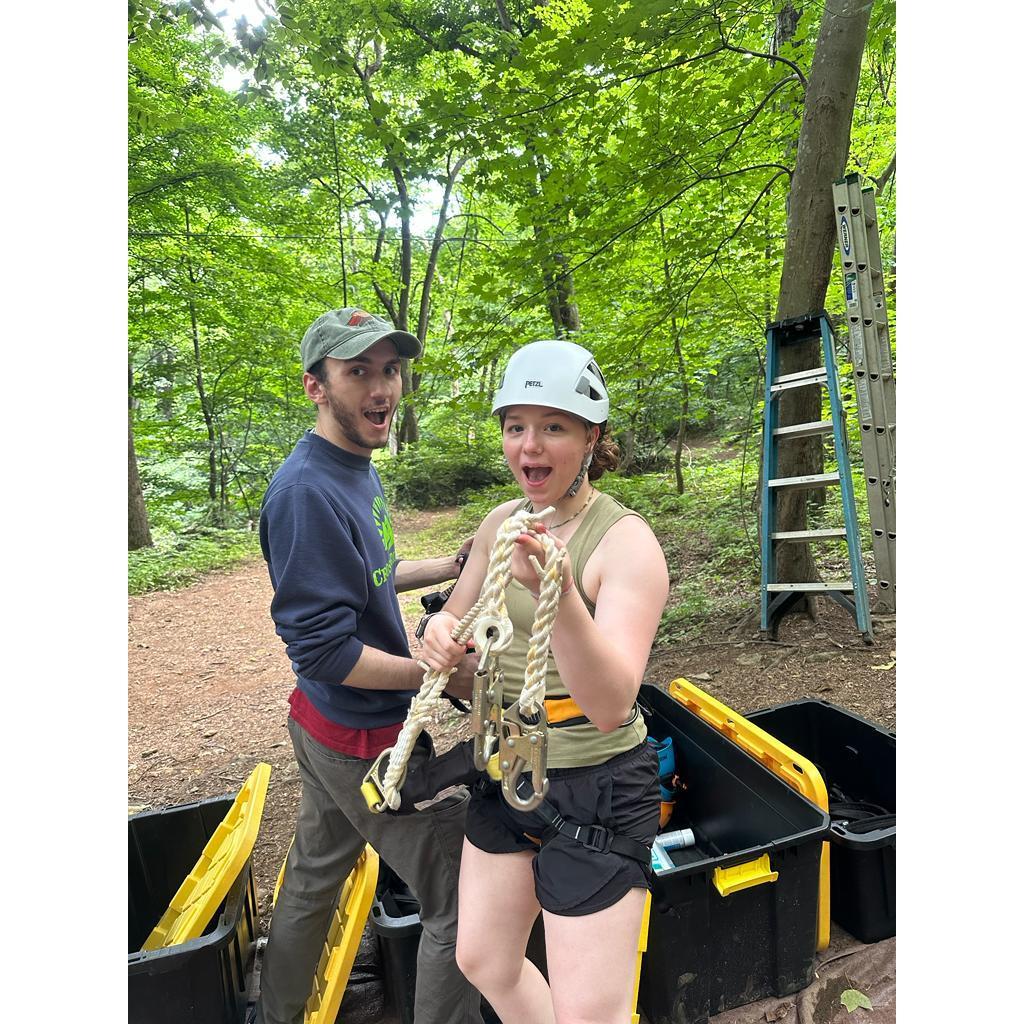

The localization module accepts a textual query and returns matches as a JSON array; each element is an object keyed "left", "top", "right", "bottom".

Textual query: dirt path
[{"left": 128, "top": 506, "right": 895, "bottom": 1021}]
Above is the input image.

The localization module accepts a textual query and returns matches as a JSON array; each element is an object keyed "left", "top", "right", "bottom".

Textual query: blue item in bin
[
  {"left": 648, "top": 735, "right": 679, "bottom": 827},
  {"left": 650, "top": 839, "right": 673, "bottom": 874},
  {"left": 647, "top": 735, "right": 675, "bottom": 800}
]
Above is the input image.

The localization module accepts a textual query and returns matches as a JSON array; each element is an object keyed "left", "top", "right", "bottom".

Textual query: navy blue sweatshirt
[{"left": 259, "top": 431, "right": 415, "bottom": 728}]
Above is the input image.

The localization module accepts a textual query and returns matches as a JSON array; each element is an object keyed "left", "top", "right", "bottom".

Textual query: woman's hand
[
  {"left": 510, "top": 524, "right": 574, "bottom": 599},
  {"left": 418, "top": 610, "right": 469, "bottom": 673}
]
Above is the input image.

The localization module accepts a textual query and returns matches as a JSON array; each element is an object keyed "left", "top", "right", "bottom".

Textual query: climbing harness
[
  {"left": 509, "top": 772, "right": 653, "bottom": 866},
  {"left": 362, "top": 505, "right": 568, "bottom": 814}
]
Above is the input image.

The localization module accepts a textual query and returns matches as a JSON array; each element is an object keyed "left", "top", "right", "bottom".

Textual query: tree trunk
[
  {"left": 416, "top": 156, "right": 467, "bottom": 347},
  {"left": 397, "top": 155, "right": 469, "bottom": 448},
  {"left": 774, "top": 4, "right": 825, "bottom": 508},
  {"left": 772, "top": 0, "right": 874, "bottom": 598},
  {"left": 531, "top": 151, "right": 581, "bottom": 337},
  {"left": 545, "top": 253, "right": 582, "bottom": 336},
  {"left": 184, "top": 205, "right": 220, "bottom": 523},
  {"left": 329, "top": 104, "right": 349, "bottom": 306},
  {"left": 660, "top": 213, "right": 687, "bottom": 495},
  {"left": 618, "top": 428, "right": 636, "bottom": 474},
  {"left": 128, "top": 363, "right": 154, "bottom": 550}
]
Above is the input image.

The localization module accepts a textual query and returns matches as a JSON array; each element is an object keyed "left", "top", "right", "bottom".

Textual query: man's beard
[{"left": 325, "top": 391, "right": 392, "bottom": 450}]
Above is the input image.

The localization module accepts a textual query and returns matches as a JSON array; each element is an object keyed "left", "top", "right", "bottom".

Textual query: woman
[{"left": 419, "top": 339, "right": 670, "bottom": 1024}]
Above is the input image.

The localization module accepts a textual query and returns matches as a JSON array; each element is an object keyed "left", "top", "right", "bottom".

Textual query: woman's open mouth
[{"left": 522, "top": 466, "right": 552, "bottom": 485}]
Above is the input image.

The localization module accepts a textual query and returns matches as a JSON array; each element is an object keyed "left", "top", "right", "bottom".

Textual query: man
[{"left": 255, "top": 308, "right": 483, "bottom": 1024}]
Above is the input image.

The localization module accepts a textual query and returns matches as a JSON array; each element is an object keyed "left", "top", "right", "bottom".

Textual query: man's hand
[
  {"left": 453, "top": 535, "right": 474, "bottom": 575},
  {"left": 443, "top": 650, "right": 480, "bottom": 700}
]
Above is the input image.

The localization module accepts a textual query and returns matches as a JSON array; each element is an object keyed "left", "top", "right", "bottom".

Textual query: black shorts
[{"left": 464, "top": 740, "right": 661, "bottom": 917}]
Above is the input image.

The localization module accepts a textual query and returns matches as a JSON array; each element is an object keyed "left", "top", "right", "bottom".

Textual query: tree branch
[
  {"left": 494, "top": 0, "right": 514, "bottom": 33},
  {"left": 129, "top": 168, "right": 220, "bottom": 204},
  {"left": 709, "top": 74, "right": 801, "bottom": 167},
  {"left": 312, "top": 175, "right": 340, "bottom": 199},
  {"left": 386, "top": 7, "right": 486, "bottom": 60},
  {"left": 443, "top": 211, "right": 508, "bottom": 235},
  {"left": 871, "top": 152, "right": 896, "bottom": 193},
  {"left": 716, "top": 18, "right": 808, "bottom": 88},
  {"left": 374, "top": 282, "right": 398, "bottom": 324}
]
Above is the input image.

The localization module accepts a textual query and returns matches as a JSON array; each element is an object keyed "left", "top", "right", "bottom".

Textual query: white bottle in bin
[
  {"left": 660, "top": 828, "right": 696, "bottom": 851},
  {"left": 650, "top": 828, "right": 696, "bottom": 873}
]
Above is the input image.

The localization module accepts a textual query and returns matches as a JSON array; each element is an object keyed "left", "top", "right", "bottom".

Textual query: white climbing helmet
[{"left": 491, "top": 340, "right": 609, "bottom": 424}]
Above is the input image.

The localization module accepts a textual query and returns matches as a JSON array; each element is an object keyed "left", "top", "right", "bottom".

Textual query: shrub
[
  {"left": 381, "top": 437, "right": 510, "bottom": 508},
  {"left": 129, "top": 528, "right": 262, "bottom": 594}
]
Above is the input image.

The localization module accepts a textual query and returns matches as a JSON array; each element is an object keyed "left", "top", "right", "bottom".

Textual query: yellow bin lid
[
  {"left": 274, "top": 843, "right": 381, "bottom": 1024},
  {"left": 142, "top": 762, "right": 272, "bottom": 950},
  {"left": 666, "top": 679, "right": 831, "bottom": 951}
]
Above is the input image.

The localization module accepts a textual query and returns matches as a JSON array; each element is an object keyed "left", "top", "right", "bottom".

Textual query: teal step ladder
[{"left": 760, "top": 311, "right": 872, "bottom": 642}]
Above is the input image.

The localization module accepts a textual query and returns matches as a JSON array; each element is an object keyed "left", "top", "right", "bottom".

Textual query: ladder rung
[
  {"left": 771, "top": 372, "right": 827, "bottom": 394},
  {"left": 774, "top": 367, "right": 826, "bottom": 384},
  {"left": 768, "top": 473, "right": 841, "bottom": 490},
  {"left": 770, "top": 529, "right": 848, "bottom": 542},
  {"left": 773, "top": 420, "right": 833, "bottom": 439},
  {"left": 766, "top": 582, "right": 855, "bottom": 593}
]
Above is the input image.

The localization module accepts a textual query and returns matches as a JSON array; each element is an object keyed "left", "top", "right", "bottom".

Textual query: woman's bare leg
[
  {"left": 455, "top": 838, "right": 556, "bottom": 1024},
  {"left": 543, "top": 887, "right": 648, "bottom": 1024}
]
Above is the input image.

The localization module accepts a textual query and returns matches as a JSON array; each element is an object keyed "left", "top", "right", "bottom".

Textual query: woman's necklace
[{"left": 543, "top": 488, "right": 597, "bottom": 530}]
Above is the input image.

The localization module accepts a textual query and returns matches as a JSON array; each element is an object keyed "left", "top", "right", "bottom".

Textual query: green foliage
[
  {"left": 128, "top": 528, "right": 262, "bottom": 594},
  {"left": 600, "top": 448, "right": 763, "bottom": 642},
  {"left": 840, "top": 988, "right": 873, "bottom": 1013},
  {"left": 380, "top": 435, "right": 510, "bottom": 508},
  {"left": 127, "top": 0, "right": 896, "bottom": 596}
]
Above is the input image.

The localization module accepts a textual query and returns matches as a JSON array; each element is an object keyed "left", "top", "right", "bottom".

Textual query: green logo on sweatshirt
[{"left": 371, "top": 495, "right": 397, "bottom": 587}]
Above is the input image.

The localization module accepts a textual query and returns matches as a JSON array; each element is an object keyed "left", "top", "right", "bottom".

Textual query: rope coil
[{"left": 376, "top": 506, "right": 565, "bottom": 811}]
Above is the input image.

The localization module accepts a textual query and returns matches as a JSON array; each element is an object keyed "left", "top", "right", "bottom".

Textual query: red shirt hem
[{"left": 288, "top": 688, "right": 403, "bottom": 759}]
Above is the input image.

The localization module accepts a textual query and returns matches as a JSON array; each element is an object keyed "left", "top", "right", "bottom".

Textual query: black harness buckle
[{"left": 574, "top": 823, "right": 613, "bottom": 854}]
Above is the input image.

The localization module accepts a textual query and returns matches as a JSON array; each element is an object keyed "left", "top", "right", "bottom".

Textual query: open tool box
[{"left": 637, "top": 684, "right": 829, "bottom": 1024}]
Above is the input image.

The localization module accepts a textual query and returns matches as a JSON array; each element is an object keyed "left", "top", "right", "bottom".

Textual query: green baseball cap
[{"left": 300, "top": 307, "right": 422, "bottom": 370}]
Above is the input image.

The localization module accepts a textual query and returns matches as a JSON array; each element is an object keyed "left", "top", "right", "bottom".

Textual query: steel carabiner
[
  {"left": 361, "top": 746, "right": 405, "bottom": 813},
  {"left": 471, "top": 664, "right": 505, "bottom": 770},
  {"left": 498, "top": 704, "right": 549, "bottom": 811}
]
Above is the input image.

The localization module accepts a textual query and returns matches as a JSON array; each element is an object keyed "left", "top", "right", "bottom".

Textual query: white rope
[
  {"left": 380, "top": 506, "right": 565, "bottom": 810},
  {"left": 519, "top": 542, "right": 567, "bottom": 714}
]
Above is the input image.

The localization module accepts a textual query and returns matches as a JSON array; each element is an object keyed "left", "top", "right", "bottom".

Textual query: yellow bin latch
[{"left": 713, "top": 854, "right": 779, "bottom": 897}]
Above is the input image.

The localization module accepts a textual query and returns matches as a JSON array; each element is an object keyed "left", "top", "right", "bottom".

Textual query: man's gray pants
[{"left": 256, "top": 718, "right": 483, "bottom": 1024}]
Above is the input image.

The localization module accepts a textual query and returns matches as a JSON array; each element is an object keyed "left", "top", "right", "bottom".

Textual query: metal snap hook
[
  {"left": 498, "top": 704, "right": 549, "bottom": 812},
  {"left": 362, "top": 747, "right": 404, "bottom": 813}
]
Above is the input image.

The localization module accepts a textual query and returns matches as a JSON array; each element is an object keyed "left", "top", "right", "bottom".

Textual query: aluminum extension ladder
[
  {"left": 760, "top": 312, "right": 873, "bottom": 642},
  {"left": 832, "top": 173, "right": 896, "bottom": 613}
]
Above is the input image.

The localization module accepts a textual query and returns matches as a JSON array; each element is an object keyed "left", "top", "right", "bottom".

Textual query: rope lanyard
[{"left": 363, "top": 505, "right": 566, "bottom": 813}]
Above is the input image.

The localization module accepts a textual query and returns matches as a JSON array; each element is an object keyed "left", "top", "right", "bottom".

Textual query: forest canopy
[{"left": 128, "top": 0, "right": 895, "bottom": 554}]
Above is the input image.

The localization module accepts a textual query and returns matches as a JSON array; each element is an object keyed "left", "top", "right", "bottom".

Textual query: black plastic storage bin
[
  {"left": 368, "top": 861, "right": 422, "bottom": 1024},
  {"left": 747, "top": 698, "right": 896, "bottom": 943},
  {"left": 128, "top": 795, "right": 258, "bottom": 1024},
  {"left": 638, "top": 684, "right": 830, "bottom": 1024},
  {"left": 369, "top": 860, "right": 546, "bottom": 1024}
]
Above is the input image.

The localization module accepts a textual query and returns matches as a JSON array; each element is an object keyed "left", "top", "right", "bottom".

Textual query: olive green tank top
[{"left": 500, "top": 491, "right": 649, "bottom": 769}]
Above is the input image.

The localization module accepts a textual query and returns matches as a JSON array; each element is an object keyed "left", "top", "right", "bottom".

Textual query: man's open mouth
[
  {"left": 365, "top": 408, "right": 389, "bottom": 426},
  {"left": 523, "top": 466, "right": 552, "bottom": 484}
]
